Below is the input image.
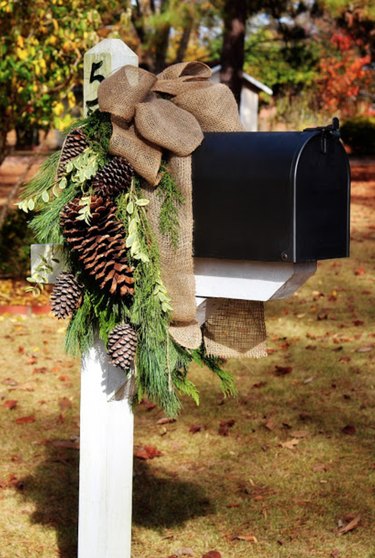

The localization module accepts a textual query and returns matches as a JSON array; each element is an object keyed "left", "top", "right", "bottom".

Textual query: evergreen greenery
[
  {"left": 18, "top": 151, "right": 60, "bottom": 212},
  {"left": 20, "top": 110, "right": 236, "bottom": 416},
  {"left": 30, "top": 184, "right": 80, "bottom": 244},
  {"left": 157, "top": 162, "right": 185, "bottom": 248},
  {"left": 65, "top": 291, "right": 95, "bottom": 356}
]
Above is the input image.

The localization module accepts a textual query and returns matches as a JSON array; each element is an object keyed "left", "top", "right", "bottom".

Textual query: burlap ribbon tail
[{"left": 98, "top": 62, "right": 266, "bottom": 357}]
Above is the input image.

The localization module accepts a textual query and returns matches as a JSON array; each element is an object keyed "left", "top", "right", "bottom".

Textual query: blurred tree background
[{"left": 0, "top": 0, "right": 374, "bottom": 165}]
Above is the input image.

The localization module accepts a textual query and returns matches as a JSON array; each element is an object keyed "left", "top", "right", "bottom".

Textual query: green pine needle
[
  {"left": 157, "top": 163, "right": 185, "bottom": 248},
  {"left": 192, "top": 347, "right": 237, "bottom": 398},
  {"left": 65, "top": 292, "right": 95, "bottom": 356},
  {"left": 29, "top": 183, "right": 80, "bottom": 244},
  {"left": 21, "top": 151, "right": 60, "bottom": 200}
]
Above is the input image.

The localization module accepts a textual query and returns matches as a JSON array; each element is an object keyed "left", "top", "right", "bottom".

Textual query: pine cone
[
  {"left": 51, "top": 272, "right": 83, "bottom": 319},
  {"left": 107, "top": 324, "right": 137, "bottom": 370},
  {"left": 92, "top": 156, "right": 134, "bottom": 198},
  {"left": 61, "top": 195, "right": 134, "bottom": 297},
  {"left": 57, "top": 129, "right": 89, "bottom": 179}
]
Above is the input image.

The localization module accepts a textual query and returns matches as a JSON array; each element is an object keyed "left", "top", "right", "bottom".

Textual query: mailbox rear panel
[{"left": 192, "top": 131, "right": 350, "bottom": 263}]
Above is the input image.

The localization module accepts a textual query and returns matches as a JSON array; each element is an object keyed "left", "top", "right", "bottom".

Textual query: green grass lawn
[{"left": 0, "top": 168, "right": 374, "bottom": 558}]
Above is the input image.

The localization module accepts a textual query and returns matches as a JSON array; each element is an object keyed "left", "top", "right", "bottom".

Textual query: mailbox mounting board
[{"left": 192, "top": 131, "right": 350, "bottom": 263}]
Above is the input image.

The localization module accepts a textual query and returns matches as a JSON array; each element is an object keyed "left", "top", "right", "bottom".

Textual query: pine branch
[
  {"left": 18, "top": 151, "right": 60, "bottom": 210},
  {"left": 157, "top": 163, "right": 185, "bottom": 248},
  {"left": 29, "top": 183, "right": 80, "bottom": 244},
  {"left": 192, "top": 346, "right": 237, "bottom": 398}
]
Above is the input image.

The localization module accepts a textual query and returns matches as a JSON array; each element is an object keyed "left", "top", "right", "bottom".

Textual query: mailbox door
[{"left": 295, "top": 134, "right": 350, "bottom": 261}]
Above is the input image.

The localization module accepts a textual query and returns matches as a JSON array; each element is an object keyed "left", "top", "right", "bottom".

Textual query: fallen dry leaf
[
  {"left": 218, "top": 419, "right": 235, "bottom": 436},
  {"left": 0, "top": 473, "right": 24, "bottom": 490},
  {"left": 27, "top": 356, "right": 38, "bottom": 365},
  {"left": 290, "top": 430, "right": 309, "bottom": 438},
  {"left": 134, "top": 445, "right": 163, "bottom": 460},
  {"left": 231, "top": 534, "right": 258, "bottom": 543},
  {"left": 141, "top": 399, "right": 157, "bottom": 411},
  {"left": 356, "top": 346, "right": 372, "bottom": 353},
  {"left": 156, "top": 417, "right": 176, "bottom": 425},
  {"left": 15, "top": 415, "right": 35, "bottom": 425},
  {"left": 32, "top": 366, "right": 48, "bottom": 374},
  {"left": 58, "top": 374, "right": 70, "bottom": 382},
  {"left": 189, "top": 424, "right": 204, "bottom": 434},
  {"left": 202, "top": 551, "right": 222, "bottom": 558},
  {"left": 264, "top": 418, "right": 276, "bottom": 431},
  {"left": 252, "top": 381, "right": 267, "bottom": 389},
  {"left": 339, "top": 356, "right": 351, "bottom": 363},
  {"left": 3, "top": 399, "right": 17, "bottom": 410},
  {"left": 2, "top": 378, "right": 18, "bottom": 387},
  {"left": 174, "top": 547, "right": 194, "bottom": 557},
  {"left": 338, "top": 514, "right": 361, "bottom": 535},
  {"left": 58, "top": 397, "right": 72, "bottom": 411},
  {"left": 274, "top": 365, "right": 293, "bottom": 376},
  {"left": 342, "top": 424, "right": 356, "bottom": 435},
  {"left": 354, "top": 267, "right": 366, "bottom": 276},
  {"left": 312, "top": 463, "right": 328, "bottom": 472},
  {"left": 280, "top": 438, "right": 300, "bottom": 449}
]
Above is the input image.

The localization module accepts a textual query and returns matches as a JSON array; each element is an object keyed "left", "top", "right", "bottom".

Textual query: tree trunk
[
  {"left": 153, "top": 0, "right": 171, "bottom": 73},
  {"left": 154, "top": 23, "right": 171, "bottom": 73},
  {"left": 0, "top": 128, "right": 8, "bottom": 168},
  {"left": 220, "top": 0, "right": 247, "bottom": 107},
  {"left": 174, "top": 18, "right": 193, "bottom": 63},
  {"left": 15, "top": 126, "right": 39, "bottom": 150}
]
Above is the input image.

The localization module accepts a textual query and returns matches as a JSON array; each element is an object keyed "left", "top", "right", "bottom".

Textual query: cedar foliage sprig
[{"left": 157, "top": 162, "right": 185, "bottom": 248}]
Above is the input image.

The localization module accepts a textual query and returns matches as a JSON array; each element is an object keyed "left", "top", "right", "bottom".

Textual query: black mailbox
[{"left": 192, "top": 121, "right": 350, "bottom": 263}]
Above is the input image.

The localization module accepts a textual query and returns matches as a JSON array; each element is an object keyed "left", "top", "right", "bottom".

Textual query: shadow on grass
[
  {"left": 19, "top": 445, "right": 211, "bottom": 557},
  {"left": 132, "top": 459, "right": 212, "bottom": 528},
  {"left": 20, "top": 445, "right": 79, "bottom": 558}
]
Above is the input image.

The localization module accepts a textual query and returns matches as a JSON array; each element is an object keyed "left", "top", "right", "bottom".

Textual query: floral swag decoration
[{"left": 21, "top": 61, "right": 266, "bottom": 416}]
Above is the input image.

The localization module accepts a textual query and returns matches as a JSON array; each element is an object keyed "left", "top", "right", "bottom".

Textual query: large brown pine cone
[
  {"left": 107, "top": 324, "right": 137, "bottom": 370},
  {"left": 57, "top": 129, "right": 89, "bottom": 179},
  {"left": 92, "top": 156, "right": 134, "bottom": 198},
  {"left": 50, "top": 272, "right": 83, "bottom": 319},
  {"left": 60, "top": 195, "right": 134, "bottom": 297}
]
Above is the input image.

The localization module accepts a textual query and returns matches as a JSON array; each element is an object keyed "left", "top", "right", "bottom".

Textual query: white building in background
[{"left": 211, "top": 65, "right": 273, "bottom": 131}]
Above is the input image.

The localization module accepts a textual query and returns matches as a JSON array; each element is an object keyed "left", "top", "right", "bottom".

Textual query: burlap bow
[
  {"left": 98, "top": 62, "right": 266, "bottom": 357},
  {"left": 98, "top": 62, "right": 242, "bottom": 185}
]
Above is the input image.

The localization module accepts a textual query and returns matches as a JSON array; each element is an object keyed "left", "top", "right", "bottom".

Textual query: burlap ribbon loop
[
  {"left": 99, "top": 66, "right": 157, "bottom": 122},
  {"left": 134, "top": 98, "right": 203, "bottom": 157}
]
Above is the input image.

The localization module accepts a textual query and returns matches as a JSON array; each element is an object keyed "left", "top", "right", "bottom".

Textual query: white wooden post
[{"left": 78, "top": 39, "right": 138, "bottom": 558}]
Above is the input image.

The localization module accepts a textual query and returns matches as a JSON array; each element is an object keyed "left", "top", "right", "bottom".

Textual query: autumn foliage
[{"left": 318, "top": 32, "right": 372, "bottom": 117}]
